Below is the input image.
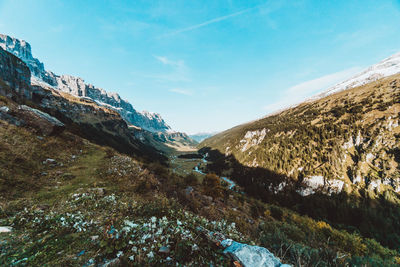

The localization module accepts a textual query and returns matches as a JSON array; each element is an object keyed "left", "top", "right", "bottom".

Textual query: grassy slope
[{"left": 0, "top": 113, "right": 399, "bottom": 266}]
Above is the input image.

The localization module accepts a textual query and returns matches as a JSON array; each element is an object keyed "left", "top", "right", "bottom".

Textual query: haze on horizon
[{"left": 0, "top": 0, "right": 399, "bottom": 134}]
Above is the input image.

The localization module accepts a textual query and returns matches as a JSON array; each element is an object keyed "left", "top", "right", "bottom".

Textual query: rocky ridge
[
  {"left": 0, "top": 45, "right": 166, "bottom": 162},
  {"left": 0, "top": 33, "right": 172, "bottom": 133}
]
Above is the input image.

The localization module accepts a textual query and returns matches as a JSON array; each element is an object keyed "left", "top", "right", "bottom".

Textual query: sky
[{"left": 0, "top": 0, "right": 400, "bottom": 134}]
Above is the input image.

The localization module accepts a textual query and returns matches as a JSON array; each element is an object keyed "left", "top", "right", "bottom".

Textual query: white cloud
[
  {"left": 160, "top": 7, "right": 255, "bottom": 37},
  {"left": 263, "top": 67, "right": 361, "bottom": 113},
  {"left": 169, "top": 88, "right": 192, "bottom": 96},
  {"left": 154, "top": 55, "right": 185, "bottom": 68}
]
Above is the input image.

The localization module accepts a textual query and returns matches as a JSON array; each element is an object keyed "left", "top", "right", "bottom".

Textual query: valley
[{"left": 1, "top": 31, "right": 400, "bottom": 267}]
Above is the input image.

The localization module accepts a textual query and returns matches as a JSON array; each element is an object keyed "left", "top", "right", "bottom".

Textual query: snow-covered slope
[
  {"left": 314, "top": 52, "right": 400, "bottom": 99},
  {"left": 0, "top": 33, "right": 172, "bottom": 133}
]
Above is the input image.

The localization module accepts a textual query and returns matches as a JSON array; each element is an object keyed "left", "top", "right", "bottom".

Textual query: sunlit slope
[{"left": 201, "top": 73, "right": 400, "bottom": 198}]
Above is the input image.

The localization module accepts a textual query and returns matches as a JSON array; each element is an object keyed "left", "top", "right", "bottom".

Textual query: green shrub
[{"left": 203, "top": 173, "right": 223, "bottom": 198}]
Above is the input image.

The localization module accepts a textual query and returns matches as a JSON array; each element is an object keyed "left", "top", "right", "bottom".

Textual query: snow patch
[{"left": 314, "top": 52, "right": 400, "bottom": 99}]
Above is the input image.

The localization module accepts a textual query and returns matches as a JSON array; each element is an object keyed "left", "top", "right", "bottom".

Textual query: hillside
[
  {"left": 1, "top": 87, "right": 399, "bottom": 266},
  {"left": 199, "top": 66, "right": 400, "bottom": 253},
  {"left": 201, "top": 73, "right": 400, "bottom": 198}
]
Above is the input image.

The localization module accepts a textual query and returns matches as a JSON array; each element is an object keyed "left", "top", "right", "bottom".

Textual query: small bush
[
  {"left": 184, "top": 173, "right": 199, "bottom": 186},
  {"left": 203, "top": 173, "right": 223, "bottom": 198}
]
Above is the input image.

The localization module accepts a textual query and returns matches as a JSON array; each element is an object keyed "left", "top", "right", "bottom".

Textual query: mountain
[
  {"left": 189, "top": 132, "right": 218, "bottom": 143},
  {"left": 0, "top": 45, "right": 167, "bottom": 162},
  {"left": 0, "top": 33, "right": 173, "bottom": 133},
  {"left": 201, "top": 52, "right": 400, "bottom": 198},
  {"left": 200, "top": 54, "right": 400, "bottom": 249}
]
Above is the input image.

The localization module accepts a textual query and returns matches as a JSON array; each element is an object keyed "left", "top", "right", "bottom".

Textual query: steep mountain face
[
  {"left": 0, "top": 34, "right": 172, "bottom": 133},
  {"left": 201, "top": 56, "right": 400, "bottom": 200},
  {"left": 0, "top": 44, "right": 31, "bottom": 97},
  {"left": 0, "top": 46, "right": 166, "bottom": 162}
]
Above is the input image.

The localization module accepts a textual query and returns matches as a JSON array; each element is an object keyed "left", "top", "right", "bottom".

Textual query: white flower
[
  {"left": 116, "top": 251, "right": 123, "bottom": 257},
  {"left": 129, "top": 255, "right": 134, "bottom": 261},
  {"left": 151, "top": 217, "right": 157, "bottom": 223},
  {"left": 176, "top": 220, "right": 182, "bottom": 226},
  {"left": 147, "top": 251, "right": 154, "bottom": 258},
  {"left": 124, "top": 220, "right": 137, "bottom": 228}
]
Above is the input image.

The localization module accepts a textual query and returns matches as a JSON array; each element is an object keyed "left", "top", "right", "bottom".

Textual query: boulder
[
  {"left": 0, "top": 106, "right": 9, "bottom": 113},
  {"left": 17, "top": 105, "right": 65, "bottom": 135},
  {"left": 197, "top": 226, "right": 291, "bottom": 267},
  {"left": 43, "top": 158, "right": 57, "bottom": 165},
  {"left": 184, "top": 186, "right": 194, "bottom": 197},
  {"left": 0, "top": 105, "right": 25, "bottom": 126},
  {"left": 221, "top": 239, "right": 291, "bottom": 267}
]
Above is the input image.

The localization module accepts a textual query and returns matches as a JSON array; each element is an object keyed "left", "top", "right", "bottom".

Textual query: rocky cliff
[
  {"left": 0, "top": 34, "right": 172, "bottom": 133},
  {"left": 0, "top": 46, "right": 166, "bottom": 162}
]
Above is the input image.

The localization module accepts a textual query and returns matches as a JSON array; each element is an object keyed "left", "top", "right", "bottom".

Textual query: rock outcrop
[
  {"left": 198, "top": 226, "right": 290, "bottom": 267},
  {"left": 17, "top": 105, "right": 65, "bottom": 135},
  {"left": 0, "top": 44, "right": 31, "bottom": 99}
]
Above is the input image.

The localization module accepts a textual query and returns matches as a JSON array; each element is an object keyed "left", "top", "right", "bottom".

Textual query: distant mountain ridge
[
  {"left": 312, "top": 52, "right": 400, "bottom": 100},
  {"left": 189, "top": 132, "right": 218, "bottom": 143},
  {"left": 0, "top": 33, "right": 172, "bottom": 133}
]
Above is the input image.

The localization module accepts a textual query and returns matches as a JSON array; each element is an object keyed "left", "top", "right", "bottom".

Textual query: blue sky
[{"left": 1, "top": 0, "right": 400, "bottom": 134}]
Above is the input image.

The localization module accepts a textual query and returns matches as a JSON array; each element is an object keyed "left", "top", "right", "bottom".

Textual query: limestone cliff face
[
  {"left": 0, "top": 34, "right": 57, "bottom": 85},
  {"left": 0, "top": 46, "right": 31, "bottom": 98},
  {"left": 0, "top": 46, "right": 166, "bottom": 162},
  {"left": 0, "top": 34, "right": 172, "bottom": 133}
]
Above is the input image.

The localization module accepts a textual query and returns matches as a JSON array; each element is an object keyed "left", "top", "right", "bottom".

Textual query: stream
[{"left": 193, "top": 153, "right": 237, "bottom": 190}]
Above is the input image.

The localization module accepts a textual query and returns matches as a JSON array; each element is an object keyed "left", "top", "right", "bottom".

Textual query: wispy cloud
[
  {"left": 153, "top": 55, "right": 189, "bottom": 82},
  {"left": 154, "top": 55, "right": 185, "bottom": 68},
  {"left": 160, "top": 7, "right": 255, "bottom": 37},
  {"left": 169, "top": 88, "right": 192, "bottom": 96},
  {"left": 263, "top": 67, "right": 361, "bottom": 113}
]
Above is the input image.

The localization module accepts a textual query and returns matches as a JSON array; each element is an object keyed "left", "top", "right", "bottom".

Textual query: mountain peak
[
  {"left": 0, "top": 33, "right": 174, "bottom": 133},
  {"left": 313, "top": 51, "right": 400, "bottom": 99}
]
